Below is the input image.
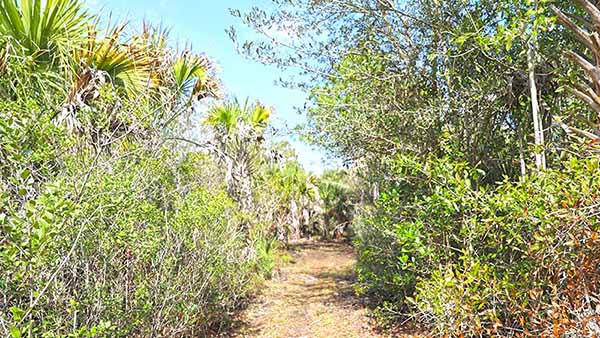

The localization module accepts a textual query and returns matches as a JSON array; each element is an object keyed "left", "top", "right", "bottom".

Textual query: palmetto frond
[
  {"left": 0, "top": 0, "right": 87, "bottom": 63},
  {"left": 60, "top": 23, "right": 158, "bottom": 132},
  {"left": 130, "top": 23, "right": 171, "bottom": 88},
  {"left": 206, "top": 101, "right": 243, "bottom": 135},
  {"left": 173, "top": 51, "right": 219, "bottom": 103},
  {"left": 250, "top": 103, "right": 271, "bottom": 129},
  {"left": 206, "top": 98, "right": 271, "bottom": 135},
  {"left": 74, "top": 24, "right": 152, "bottom": 95}
]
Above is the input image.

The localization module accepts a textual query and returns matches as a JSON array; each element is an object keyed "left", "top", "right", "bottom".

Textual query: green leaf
[
  {"left": 9, "top": 326, "right": 21, "bottom": 338},
  {"left": 20, "top": 169, "right": 30, "bottom": 180},
  {"left": 505, "top": 37, "right": 513, "bottom": 51},
  {"left": 9, "top": 306, "right": 23, "bottom": 321}
]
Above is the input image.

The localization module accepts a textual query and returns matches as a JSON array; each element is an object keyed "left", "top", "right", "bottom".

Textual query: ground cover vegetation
[{"left": 233, "top": 0, "right": 600, "bottom": 336}]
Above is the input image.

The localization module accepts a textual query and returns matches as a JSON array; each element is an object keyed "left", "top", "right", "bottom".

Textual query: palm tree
[
  {"left": 267, "top": 160, "right": 322, "bottom": 241},
  {"left": 205, "top": 99, "right": 271, "bottom": 215},
  {"left": 0, "top": 0, "right": 220, "bottom": 141},
  {"left": 62, "top": 22, "right": 219, "bottom": 133}
]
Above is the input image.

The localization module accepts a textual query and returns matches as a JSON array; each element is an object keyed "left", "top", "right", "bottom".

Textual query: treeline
[
  {"left": 234, "top": 0, "right": 600, "bottom": 336},
  {"left": 0, "top": 1, "right": 338, "bottom": 337}
]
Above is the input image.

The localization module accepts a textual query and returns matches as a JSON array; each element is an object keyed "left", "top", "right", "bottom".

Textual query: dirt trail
[{"left": 230, "top": 240, "right": 422, "bottom": 338}]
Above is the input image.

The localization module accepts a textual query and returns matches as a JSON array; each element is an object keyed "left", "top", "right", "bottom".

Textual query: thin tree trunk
[
  {"left": 518, "top": 128, "right": 527, "bottom": 179},
  {"left": 527, "top": 37, "right": 546, "bottom": 170},
  {"left": 290, "top": 199, "right": 301, "bottom": 240}
]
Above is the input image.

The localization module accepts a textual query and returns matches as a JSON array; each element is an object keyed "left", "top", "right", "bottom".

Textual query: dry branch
[{"left": 552, "top": 1, "right": 600, "bottom": 138}]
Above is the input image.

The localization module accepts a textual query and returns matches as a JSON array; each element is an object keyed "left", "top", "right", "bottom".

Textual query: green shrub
[
  {"left": 2, "top": 148, "right": 267, "bottom": 337},
  {"left": 0, "top": 0, "right": 284, "bottom": 335},
  {"left": 354, "top": 156, "right": 481, "bottom": 309},
  {"left": 355, "top": 155, "right": 600, "bottom": 337}
]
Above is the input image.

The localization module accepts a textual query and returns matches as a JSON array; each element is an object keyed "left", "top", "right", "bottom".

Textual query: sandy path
[{"left": 230, "top": 241, "right": 422, "bottom": 338}]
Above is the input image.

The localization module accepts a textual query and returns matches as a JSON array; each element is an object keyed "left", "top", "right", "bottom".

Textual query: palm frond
[
  {"left": 173, "top": 51, "right": 219, "bottom": 102},
  {"left": 206, "top": 101, "right": 243, "bottom": 134},
  {"left": 206, "top": 99, "right": 271, "bottom": 136},
  {"left": 130, "top": 22, "right": 170, "bottom": 87},
  {"left": 0, "top": 0, "right": 87, "bottom": 63},
  {"left": 250, "top": 103, "right": 271, "bottom": 128},
  {"left": 74, "top": 23, "right": 152, "bottom": 95}
]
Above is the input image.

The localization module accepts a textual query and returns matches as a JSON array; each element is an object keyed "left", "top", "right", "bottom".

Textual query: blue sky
[{"left": 86, "top": 0, "right": 332, "bottom": 173}]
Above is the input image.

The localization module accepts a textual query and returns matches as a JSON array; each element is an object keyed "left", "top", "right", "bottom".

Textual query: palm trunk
[{"left": 290, "top": 199, "right": 301, "bottom": 240}]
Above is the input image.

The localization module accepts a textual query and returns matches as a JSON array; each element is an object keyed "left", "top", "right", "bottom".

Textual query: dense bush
[
  {"left": 0, "top": 1, "right": 287, "bottom": 336},
  {"left": 355, "top": 154, "right": 600, "bottom": 337},
  {"left": 2, "top": 136, "right": 267, "bottom": 337}
]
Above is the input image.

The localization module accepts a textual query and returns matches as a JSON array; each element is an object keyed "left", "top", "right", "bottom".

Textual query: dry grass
[{"left": 229, "top": 240, "right": 426, "bottom": 338}]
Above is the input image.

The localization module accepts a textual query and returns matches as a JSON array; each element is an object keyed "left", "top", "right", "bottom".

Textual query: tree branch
[
  {"left": 552, "top": 5, "right": 593, "bottom": 49},
  {"left": 572, "top": 0, "right": 600, "bottom": 28}
]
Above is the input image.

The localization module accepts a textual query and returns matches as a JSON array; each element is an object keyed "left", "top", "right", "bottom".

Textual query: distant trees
[{"left": 318, "top": 170, "right": 357, "bottom": 239}]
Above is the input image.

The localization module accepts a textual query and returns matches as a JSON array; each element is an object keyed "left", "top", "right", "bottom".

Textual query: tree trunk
[
  {"left": 527, "top": 37, "right": 546, "bottom": 170},
  {"left": 518, "top": 127, "right": 527, "bottom": 180},
  {"left": 290, "top": 199, "right": 301, "bottom": 241}
]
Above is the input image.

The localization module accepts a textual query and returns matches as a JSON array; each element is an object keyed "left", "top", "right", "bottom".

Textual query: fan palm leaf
[
  {"left": 74, "top": 24, "right": 152, "bottom": 95},
  {"left": 173, "top": 51, "right": 219, "bottom": 102},
  {"left": 206, "top": 99, "right": 272, "bottom": 136},
  {"left": 250, "top": 103, "right": 271, "bottom": 129},
  {"left": 0, "top": 0, "right": 87, "bottom": 64},
  {"left": 206, "top": 101, "right": 243, "bottom": 134},
  {"left": 131, "top": 23, "right": 170, "bottom": 87}
]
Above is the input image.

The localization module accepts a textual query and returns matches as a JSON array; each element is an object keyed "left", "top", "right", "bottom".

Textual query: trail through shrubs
[{"left": 231, "top": 240, "right": 425, "bottom": 338}]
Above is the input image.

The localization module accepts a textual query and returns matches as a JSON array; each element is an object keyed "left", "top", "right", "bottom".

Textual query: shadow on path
[{"left": 227, "top": 240, "right": 425, "bottom": 338}]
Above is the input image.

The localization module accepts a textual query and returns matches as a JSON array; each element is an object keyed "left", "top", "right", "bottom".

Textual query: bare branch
[
  {"left": 567, "top": 86, "right": 600, "bottom": 114},
  {"left": 572, "top": 0, "right": 600, "bottom": 28},
  {"left": 565, "top": 51, "right": 600, "bottom": 86},
  {"left": 552, "top": 5, "right": 593, "bottom": 49}
]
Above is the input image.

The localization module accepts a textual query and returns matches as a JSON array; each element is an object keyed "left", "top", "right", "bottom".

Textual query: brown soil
[{"left": 229, "top": 240, "right": 426, "bottom": 338}]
